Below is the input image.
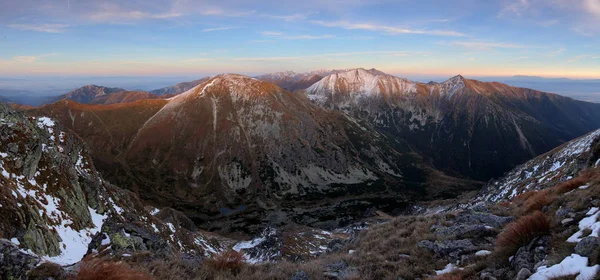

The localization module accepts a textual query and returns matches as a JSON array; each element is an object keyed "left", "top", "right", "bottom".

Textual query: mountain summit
[{"left": 304, "top": 69, "right": 600, "bottom": 180}]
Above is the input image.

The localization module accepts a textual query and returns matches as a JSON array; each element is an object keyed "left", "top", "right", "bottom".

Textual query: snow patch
[
  {"left": 567, "top": 207, "right": 600, "bottom": 243},
  {"left": 529, "top": 254, "right": 599, "bottom": 280}
]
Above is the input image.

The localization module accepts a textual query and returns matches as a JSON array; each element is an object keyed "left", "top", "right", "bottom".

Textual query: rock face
[
  {"left": 0, "top": 102, "right": 223, "bottom": 273},
  {"left": 305, "top": 69, "right": 600, "bottom": 181},
  {"left": 27, "top": 74, "right": 478, "bottom": 233},
  {"left": 0, "top": 239, "right": 41, "bottom": 280}
]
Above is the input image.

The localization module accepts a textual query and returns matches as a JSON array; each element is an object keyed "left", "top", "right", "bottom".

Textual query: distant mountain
[
  {"left": 27, "top": 74, "right": 478, "bottom": 233},
  {"left": 55, "top": 85, "right": 126, "bottom": 104},
  {"left": 305, "top": 68, "right": 600, "bottom": 180},
  {"left": 255, "top": 69, "right": 364, "bottom": 92},
  {"left": 89, "top": 90, "right": 159, "bottom": 105},
  {"left": 150, "top": 77, "right": 210, "bottom": 95}
]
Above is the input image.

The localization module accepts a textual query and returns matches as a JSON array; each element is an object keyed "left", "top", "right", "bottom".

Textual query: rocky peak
[{"left": 435, "top": 74, "right": 468, "bottom": 98}]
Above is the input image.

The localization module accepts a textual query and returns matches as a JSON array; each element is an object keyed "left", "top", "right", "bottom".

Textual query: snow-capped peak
[{"left": 305, "top": 68, "right": 416, "bottom": 108}]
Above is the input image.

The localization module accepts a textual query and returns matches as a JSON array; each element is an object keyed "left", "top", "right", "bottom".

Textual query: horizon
[{"left": 1, "top": 0, "right": 600, "bottom": 78}]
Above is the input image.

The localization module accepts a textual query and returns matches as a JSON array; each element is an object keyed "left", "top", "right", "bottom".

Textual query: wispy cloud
[
  {"left": 233, "top": 50, "right": 428, "bottom": 61},
  {"left": 568, "top": 54, "right": 600, "bottom": 62},
  {"left": 262, "top": 12, "right": 317, "bottom": 21},
  {"left": 181, "top": 58, "right": 215, "bottom": 63},
  {"left": 260, "top": 31, "right": 334, "bottom": 40},
  {"left": 0, "top": 53, "right": 57, "bottom": 65},
  {"left": 547, "top": 48, "right": 565, "bottom": 56},
  {"left": 310, "top": 20, "right": 468, "bottom": 37},
  {"left": 87, "top": 3, "right": 182, "bottom": 23},
  {"left": 498, "top": 0, "right": 529, "bottom": 17},
  {"left": 8, "top": 23, "right": 69, "bottom": 33},
  {"left": 441, "top": 41, "right": 526, "bottom": 51},
  {"left": 202, "top": 26, "right": 238, "bottom": 32}
]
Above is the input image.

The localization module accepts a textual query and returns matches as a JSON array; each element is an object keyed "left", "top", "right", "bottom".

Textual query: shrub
[
  {"left": 75, "top": 259, "right": 154, "bottom": 280},
  {"left": 522, "top": 189, "right": 555, "bottom": 214},
  {"left": 496, "top": 211, "right": 550, "bottom": 257},
  {"left": 555, "top": 171, "right": 594, "bottom": 194},
  {"left": 205, "top": 250, "right": 246, "bottom": 273}
]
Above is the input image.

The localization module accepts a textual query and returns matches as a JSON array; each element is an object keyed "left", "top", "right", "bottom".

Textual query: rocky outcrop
[
  {"left": 0, "top": 102, "right": 224, "bottom": 275},
  {"left": 0, "top": 239, "right": 41, "bottom": 280}
]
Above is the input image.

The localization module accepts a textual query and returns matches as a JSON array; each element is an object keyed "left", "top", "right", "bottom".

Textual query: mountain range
[
  {"left": 22, "top": 68, "right": 600, "bottom": 233},
  {"left": 2, "top": 68, "right": 600, "bottom": 279}
]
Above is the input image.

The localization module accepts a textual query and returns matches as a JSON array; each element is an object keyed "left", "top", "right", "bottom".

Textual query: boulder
[{"left": 574, "top": 236, "right": 600, "bottom": 257}]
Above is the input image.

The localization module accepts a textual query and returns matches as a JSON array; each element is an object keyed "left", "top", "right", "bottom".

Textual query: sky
[{"left": 1, "top": 0, "right": 599, "bottom": 79}]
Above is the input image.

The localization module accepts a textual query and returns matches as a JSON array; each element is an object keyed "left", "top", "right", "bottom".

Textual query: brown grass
[
  {"left": 555, "top": 171, "right": 595, "bottom": 194},
  {"left": 496, "top": 211, "right": 550, "bottom": 257},
  {"left": 522, "top": 189, "right": 556, "bottom": 214},
  {"left": 28, "top": 262, "right": 64, "bottom": 280},
  {"left": 75, "top": 259, "right": 154, "bottom": 280},
  {"left": 205, "top": 250, "right": 246, "bottom": 273}
]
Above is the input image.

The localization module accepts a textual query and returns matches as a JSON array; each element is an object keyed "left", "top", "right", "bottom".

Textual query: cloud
[
  {"left": 568, "top": 54, "right": 600, "bottom": 62},
  {"left": 547, "top": 48, "right": 565, "bottom": 56},
  {"left": 0, "top": 53, "right": 56, "bottom": 65},
  {"left": 260, "top": 31, "right": 283, "bottom": 37},
  {"left": 202, "top": 26, "right": 238, "bottom": 32},
  {"left": 232, "top": 50, "right": 428, "bottom": 61},
  {"left": 260, "top": 31, "right": 334, "bottom": 40},
  {"left": 262, "top": 12, "right": 317, "bottom": 21},
  {"left": 583, "top": 0, "right": 600, "bottom": 18},
  {"left": 499, "top": 0, "right": 529, "bottom": 17},
  {"left": 181, "top": 58, "right": 215, "bottom": 63},
  {"left": 310, "top": 20, "right": 468, "bottom": 37},
  {"left": 441, "top": 41, "right": 525, "bottom": 51},
  {"left": 87, "top": 3, "right": 182, "bottom": 23},
  {"left": 8, "top": 23, "right": 69, "bottom": 33}
]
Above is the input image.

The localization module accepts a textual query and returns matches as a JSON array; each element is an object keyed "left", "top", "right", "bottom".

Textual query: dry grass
[
  {"left": 28, "top": 262, "right": 64, "bottom": 280},
  {"left": 205, "top": 250, "right": 246, "bottom": 273},
  {"left": 555, "top": 170, "right": 595, "bottom": 194},
  {"left": 522, "top": 189, "right": 556, "bottom": 214},
  {"left": 496, "top": 211, "right": 550, "bottom": 257},
  {"left": 75, "top": 259, "right": 154, "bottom": 280}
]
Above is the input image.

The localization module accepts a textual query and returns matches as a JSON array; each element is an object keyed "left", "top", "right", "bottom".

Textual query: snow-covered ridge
[
  {"left": 305, "top": 68, "right": 416, "bottom": 108},
  {"left": 477, "top": 128, "right": 600, "bottom": 202}
]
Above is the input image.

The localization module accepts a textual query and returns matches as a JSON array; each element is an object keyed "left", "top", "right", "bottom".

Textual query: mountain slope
[
  {"left": 150, "top": 77, "right": 210, "bottom": 95},
  {"left": 305, "top": 69, "right": 600, "bottom": 180},
  {"left": 54, "top": 85, "right": 126, "bottom": 104},
  {"left": 0, "top": 102, "right": 224, "bottom": 273},
  {"left": 89, "top": 90, "right": 159, "bottom": 105},
  {"left": 27, "top": 75, "right": 479, "bottom": 233},
  {"left": 476, "top": 128, "right": 600, "bottom": 202},
  {"left": 255, "top": 71, "right": 327, "bottom": 92}
]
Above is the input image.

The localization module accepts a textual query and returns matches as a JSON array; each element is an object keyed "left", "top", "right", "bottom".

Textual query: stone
[
  {"left": 454, "top": 212, "right": 512, "bottom": 228},
  {"left": 0, "top": 239, "right": 41, "bottom": 280},
  {"left": 418, "top": 239, "right": 477, "bottom": 258},
  {"left": 479, "top": 272, "right": 498, "bottom": 280},
  {"left": 323, "top": 261, "right": 358, "bottom": 280},
  {"left": 556, "top": 208, "right": 573, "bottom": 217},
  {"left": 561, "top": 218, "right": 575, "bottom": 226},
  {"left": 292, "top": 271, "right": 310, "bottom": 280},
  {"left": 574, "top": 236, "right": 600, "bottom": 257},
  {"left": 433, "top": 224, "right": 497, "bottom": 239},
  {"left": 515, "top": 268, "right": 532, "bottom": 280}
]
